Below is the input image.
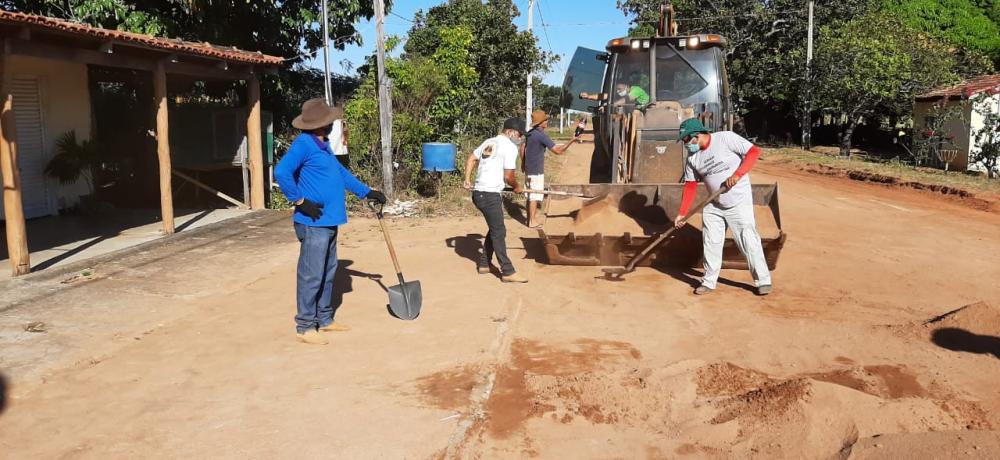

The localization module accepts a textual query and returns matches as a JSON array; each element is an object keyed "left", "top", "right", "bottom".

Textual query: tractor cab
[{"left": 562, "top": 33, "right": 733, "bottom": 183}]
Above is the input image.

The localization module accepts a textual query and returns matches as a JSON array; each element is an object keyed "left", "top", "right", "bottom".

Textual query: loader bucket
[{"left": 538, "top": 183, "right": 787, "bottom": 270}]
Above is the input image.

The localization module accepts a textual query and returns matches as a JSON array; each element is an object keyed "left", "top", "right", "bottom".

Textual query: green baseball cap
[{"left": 678, "top": 118, "right": 711, "bottom": 142}]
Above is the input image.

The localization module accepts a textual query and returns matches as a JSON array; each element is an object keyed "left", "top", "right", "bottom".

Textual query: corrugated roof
[
  {"left": 916, "top": 74, "right": 1000, "bottom": 100},
  {"left": 0, "top": 10, "right": 284, "bottom": 66}
]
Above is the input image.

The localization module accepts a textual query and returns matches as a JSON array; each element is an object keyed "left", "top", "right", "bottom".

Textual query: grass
[{"left": 764, "top": 147, "right": 1000, "bottom": 196}]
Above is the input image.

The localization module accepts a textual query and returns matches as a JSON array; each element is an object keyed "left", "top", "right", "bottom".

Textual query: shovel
[
  {"left": 502, "top": 187, "right": 596, "bottom": 198},
  {"left": 602, "top": 185, "right": 728, "bottom": 280},
  {"left": 369, "top": 201, "right": 422, "bottom": 320}
]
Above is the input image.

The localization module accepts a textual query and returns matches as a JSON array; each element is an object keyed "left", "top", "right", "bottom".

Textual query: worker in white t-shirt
[
  {"left": 462, "top": 117, "right": 528, "bottom": 283},
  {"left": 674, "top": 118, "right": 773, "bottom": 296}
]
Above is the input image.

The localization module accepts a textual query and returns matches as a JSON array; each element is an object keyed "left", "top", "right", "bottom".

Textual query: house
[
  {"left": 0, "top": 11, "right": 283, "bottom": 276},
  {"left": 914, "top": 74, "right": 1000, "bottom": 173}
]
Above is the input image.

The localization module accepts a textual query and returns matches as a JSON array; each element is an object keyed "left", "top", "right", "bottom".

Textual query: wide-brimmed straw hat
[
  {"left": 531, "top": 109, "right": 550, "bottom": 127},
  {"left": 292, "top": 97, "right": 344, "bottom": 130}
]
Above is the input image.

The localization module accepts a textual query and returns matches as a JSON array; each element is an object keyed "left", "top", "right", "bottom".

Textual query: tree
[
  {"left": 345, "top": 27, "right": 479, "bottom": 191},
  {"left": 616, "top": 0, "right": 880, "bottom": 139},
  {"left": 533, "top": 83, "right": 563, "bottom": 117},
  {"left": 886, "top": 0, "right": 1000, "bottom": 65},
  {"left": 404, "top": 0, "right": 555, "bottom": 137}
]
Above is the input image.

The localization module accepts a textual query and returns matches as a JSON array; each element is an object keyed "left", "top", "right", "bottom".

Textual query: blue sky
[{"left": 304, "top": 0, "right": 632, "bottom": 86}]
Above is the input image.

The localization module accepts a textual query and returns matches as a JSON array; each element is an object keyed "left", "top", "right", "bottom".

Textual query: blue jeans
[{"left": 294, "top": 223, "right": 339, "bottom": 333}]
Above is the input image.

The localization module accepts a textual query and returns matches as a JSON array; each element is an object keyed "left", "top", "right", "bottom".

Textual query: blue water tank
[{"left": 422, "top": 142, "right": 457, "bottom": 172}]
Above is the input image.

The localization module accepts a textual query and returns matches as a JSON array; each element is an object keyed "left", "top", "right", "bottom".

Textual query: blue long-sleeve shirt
[{"left": 274, "top": 133, "right": 371, "bottom": 227}]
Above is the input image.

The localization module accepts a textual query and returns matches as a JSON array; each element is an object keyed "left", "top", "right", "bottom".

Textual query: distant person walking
[
  {"left": 574, "top": 117, "right": 587, "bottom": 139},
  {"left": 275, "top": 98, "right": 387, "bottom": 345},
  {"left": 673, "top": 118, "right": 772, "bottom": 296},
  {"left": 523, "top": 109, "right": 581, "bottom": 227},
  {"left": 463, "top": 117, "right": 529, "bottom": 283}
]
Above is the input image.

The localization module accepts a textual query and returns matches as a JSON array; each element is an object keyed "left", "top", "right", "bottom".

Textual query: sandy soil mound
[
  {"left": 891, "top": 302, "right": 1000, "bottom": 359},
  {"left": 926, "top": 301, "right": 1000, "bottom": 334}
]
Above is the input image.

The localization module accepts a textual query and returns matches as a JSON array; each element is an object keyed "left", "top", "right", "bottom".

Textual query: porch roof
[
  {"left": 916, "top": 74, "right": 1000, "bottom": 101},
  {"left": 0, "top": 10, "right": 283, "bottom": 79}
]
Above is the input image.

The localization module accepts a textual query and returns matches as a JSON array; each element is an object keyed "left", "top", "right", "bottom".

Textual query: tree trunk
[{"left": 839, "top": 118, "right": 858, "bottom": 157}]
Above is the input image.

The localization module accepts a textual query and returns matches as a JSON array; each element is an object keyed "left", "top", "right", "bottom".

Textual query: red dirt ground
[{"left": 1, "top": 143, "right": 998, "bottom": 458}]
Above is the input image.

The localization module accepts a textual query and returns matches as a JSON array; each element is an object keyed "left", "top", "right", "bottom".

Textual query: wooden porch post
[
  {"left": 246, "top": 73, "right": 265, "bottom": 210},
  {"left": 1, "top": 51, "right": 31, "bottom": 276},
  {"left": 153, "top": 61, "right": 174, "bottom": 234}
]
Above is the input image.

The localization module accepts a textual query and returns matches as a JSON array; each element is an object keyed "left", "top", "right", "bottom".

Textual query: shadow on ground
[
  {"left": 932, "top": 328, "right": 1000, "bottom": 359},
  {"left": 332, "top": 260, "right": 386, "bottom": 318}
]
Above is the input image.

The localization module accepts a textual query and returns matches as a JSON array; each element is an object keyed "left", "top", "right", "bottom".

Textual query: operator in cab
[
  {"left": 673, "top": 118, "right": 773, "bottom": 297},
  {"left": 580, "top": 76, "right": 650, "bottom": 108}
]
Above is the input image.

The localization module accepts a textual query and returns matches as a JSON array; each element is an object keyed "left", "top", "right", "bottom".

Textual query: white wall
[
  {"left": 968, "top": 93, "right": 1000, "bottom": 174},
  {"left": 1, "top": 55, "right": 92, "bottom": 220}
]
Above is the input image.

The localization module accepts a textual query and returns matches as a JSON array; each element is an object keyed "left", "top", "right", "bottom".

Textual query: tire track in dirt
[{"left": 441, "top": 294, "right": 525, "bottom": 458}]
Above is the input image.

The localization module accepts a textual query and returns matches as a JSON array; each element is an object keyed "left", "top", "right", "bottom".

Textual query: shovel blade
[{"left": 387, "top": 280, "right": 422, "bottom": 320}]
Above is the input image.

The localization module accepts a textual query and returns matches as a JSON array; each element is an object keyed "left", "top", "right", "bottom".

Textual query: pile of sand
[
  {"left": 526, "top": 367, "right": 669, "bottom": 428},
  {"left": 925, "top": 301, "right": 1000, "bottom": 335}
]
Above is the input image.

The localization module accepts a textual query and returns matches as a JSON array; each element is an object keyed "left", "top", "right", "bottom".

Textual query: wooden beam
[
  {"left": 153, "top": 61, "right": 175, "bottom": 234},
  {"left": 0, "top": 52, "right": 31, "bottom": 276},
  {"left": 5, "top": 39, "right": 252, "bottom": 80},
  {"left": 172, "top": 169, "right": 249, "bottom": 209},
  {"left": 246, "top": 73, "right": 265, "bottom": 209}
]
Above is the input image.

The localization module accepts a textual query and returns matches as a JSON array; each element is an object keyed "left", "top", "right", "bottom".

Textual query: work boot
[
  {"left": 501, "top": 273, "right": 529, "bottom": 283},
  {"left": 756, "top": 285, "right": 773, "bottom": 296},
  {"left": 694, "top": 285, "right": 714, "bottom": 295},
  {"left": 296, "top": 330, "right": 329, "bottom": 345},
  {"left": 319, "top": 322, "right": 351, "bottom": 332},
  {"left": 477, "top": 265, "right": 492, "bottom": 274}
]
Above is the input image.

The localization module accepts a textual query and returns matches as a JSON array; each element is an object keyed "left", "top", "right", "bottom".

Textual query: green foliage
[
  {"left": 405, "top": 0, "right": 555, "bottom": 136},
  {"left": 45, "top": 131, "right": 99, "bottom": 192},
  {"left": 346, "top": 1, "right": 552, "bottom": 197},
  {"left": 812, "top": 13, "right": 963, "bottom": 155},
  {"left": 533, "top": 83, "right": 563, "bottom": 116},
  {"left": 346, "top": 26, "right": 480, "bottom": 193},
  {"left": 886, "top": 0, "right": 1000, "bottom": 64}
]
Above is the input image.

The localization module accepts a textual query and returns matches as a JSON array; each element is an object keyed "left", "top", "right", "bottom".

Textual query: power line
[
  {"left": 534, "top": 0, "right": 564, "bottom": 75},
  {"left": 389, "top": 11, "right": 414, "bottom": 23}
]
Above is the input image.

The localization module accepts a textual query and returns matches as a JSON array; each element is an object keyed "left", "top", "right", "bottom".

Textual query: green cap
[{"left": 678, "top": 118, "right": 711, "bottom": 142}]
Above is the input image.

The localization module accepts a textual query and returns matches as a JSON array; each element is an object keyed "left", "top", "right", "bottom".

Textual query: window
[{"left": 654, "top": 46, "right": 711, "bottom": 102}]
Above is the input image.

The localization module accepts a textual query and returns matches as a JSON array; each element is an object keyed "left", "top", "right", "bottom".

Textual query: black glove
[
  {"left": 366, "top": 190, "right": 387, "bottom": 205},
  {"left": 296, "top": 199, "right": 323, "bottom": 221}
]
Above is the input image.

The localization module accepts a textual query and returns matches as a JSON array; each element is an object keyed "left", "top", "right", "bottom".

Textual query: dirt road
[{"left": 1, "top": 141, "right": 998, "bottom": 458}]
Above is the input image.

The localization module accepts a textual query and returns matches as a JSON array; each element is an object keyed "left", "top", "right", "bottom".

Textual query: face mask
[
  {"left": 510, "top": 133, "right": 523, "bottom": 145},
  {"left": 685, "top": 139, "right": 701, "bottom": 153},
  {"left": 617, "top": 89, "right": 628, "bottom": 97}
]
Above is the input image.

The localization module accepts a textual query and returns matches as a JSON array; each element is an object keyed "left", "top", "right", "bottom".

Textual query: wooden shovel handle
[
  {"left": 624, "top": 186, "right": 728, "bottom": 271},
  {"left": 369, "top": 200, "right": 403, "bottom": 275}
]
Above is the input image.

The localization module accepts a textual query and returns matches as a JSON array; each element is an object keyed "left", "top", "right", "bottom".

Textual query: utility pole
[
  {"left": 801, "top": 0, "right": 814, "bottom": 150},
  {"left": 374, "top": 0, "right": 394, "bottom": 198},
  {"left": 321, "top": 0, "right": 332, "bottom": 104},
  {"left": 525, "top": 0, "right": 534, "bottom": 128}
]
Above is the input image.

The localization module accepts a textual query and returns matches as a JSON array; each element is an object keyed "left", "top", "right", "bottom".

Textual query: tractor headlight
[
  {"left": 631, "top": 40, "right": 641, "bottom": 50},
  {"left": 688, "top": 36, "right": 700, "bottom": 48}
]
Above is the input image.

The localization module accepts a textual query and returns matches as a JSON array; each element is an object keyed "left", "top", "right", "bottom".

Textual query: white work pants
[{"left": 700, "top": 201, "right": 772, "bottom": 289}]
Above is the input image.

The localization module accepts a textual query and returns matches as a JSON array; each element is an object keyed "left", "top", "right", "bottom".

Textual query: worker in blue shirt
[{"left": 275, "top": 98, "right": 386, "bottom": 345}]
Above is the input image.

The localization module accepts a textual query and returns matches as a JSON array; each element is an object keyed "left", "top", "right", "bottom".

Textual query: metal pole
[
  {"left": 374, "top": 0, "right": 394, "bottom": 199},
  {"left": 801, "top": 0, "right": 814, "bottom": 150},
  {"left": 321, "top": 0, "right": 332, "bottom": 104},
  {"left": 560, "top": 107, "right": 564, "bottom": 134},
  {"left": 525, "top": 0, "right": 534, "bottom": 128}
]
